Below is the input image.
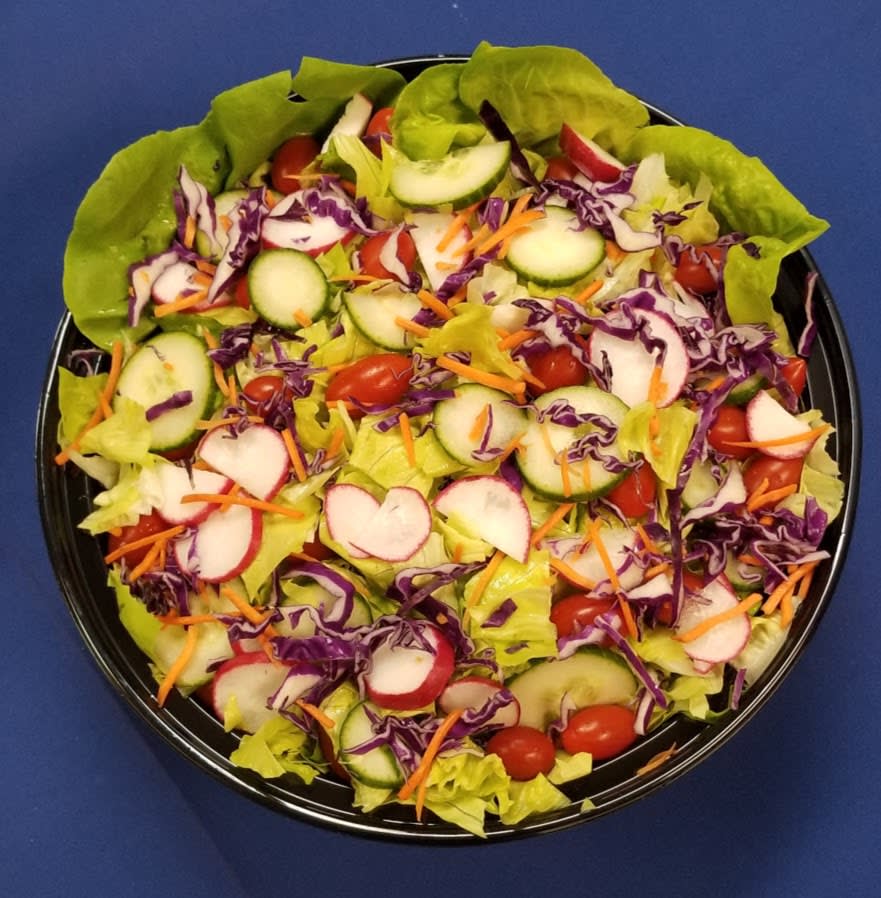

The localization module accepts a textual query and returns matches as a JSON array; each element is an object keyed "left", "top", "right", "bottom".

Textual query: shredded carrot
[
  {"left": 452, "top": 222, "right": 491, "bottom": 258},
  {"left": 281, "top": 428, "right": 308, "bottom": 482},
  {"left": 153, "top": 289, "right": 209, "bottom": 317},
  {"left": 617, "top": 595, "right": 639, "bottom": 641},
  {"left": 436, "top": 355, "right": 526, "bottom": 397},
  {"left": 466, "top": 550, "right": 505, "bottom": 610},
  {"left": 220, "top": 585, "right": 272, "bottom": 627},
  {"left": 395, "top": 316, "right": 432, "bottom": 337},
  {"left": 398, "top": 412, "right": 416, "bottom": 467},
  {"left": 537, "top": 421, "right": 556, "bottom": 458},
  {"left": 635, "top": 522, "right": 660, "bottom": 555},
  {"left": 746, "top": 482, "right": 798, "bottom": 513},
  {"left": 475, "top": 208, "right": 545, "bottom": 257},
  {"left": 156, "top": 624, "right": 199, "bottom": 707},
  {"left": 780, "top": 587, "right": 795, "bottom": 628},
  {"left": 103, "top": 524, "right": 185, "bottom": 564},
  {"left": 675, "top": 593, "right": 762, "bottom": 643},
  {"left": 182, "top": 216, "right": 197, "bottom": 249},
  {"left": 762, "top": 562, "right": 818, "bottom": 616},
  {"left": 745, "top": 477, "right": 770, "bottom": 509},
  {"left": 326, "top": 426, "right": 347, "bottom": 460},
  {"left": 559, "top": 451, "right": 573, "bottom": 498},
  {"left": 156, "top": 613, "right": 238, "bottom": 626},
  {"left": 446, "top": 285, "right": 469, "bottom": 307},
  {"left": 468, "top": 404, "right": 491, "bottom": 442},
  {"left": 573, "top": 278, "right": 604, "bottom": 305},
  {"left": 605, "top": 240, "right": 626, "bottom": 264},
  {"left": 635, "top": 743, "right": 678, "bottom": 776},
  {"left": 54, "top": 340, "right": 125, "bottom": 464},
  {"left": 295, "top": 699, "right": 336, "bottom": 730},
  {"left": 192, "top": 270, "right": 214, "bottom": 287},
  {"left": 702, "top": 374, "right": 728, "bottom": 392},
  {"left": 549, "top": 557, "right": 596, "bottom": 591},
  {"left": 497, "top": 329, "right": 538, "bottom": 351},
  {"left": 227, "top": 372, "right": 237, "bottom": 401},
  {"left": 194, "top": 416, "right": 263, "bottom": 431},
  {"left": 648, "top": 363, "right": 667, "bottom": 406},
  {"left": 737, "top": 553, "right": 765, "bottom": 567},
  {"left": 127, "top": 541, "right": 164, "bottom": 583},
  {"left": 644, "top": 561, "right": 672, "bottom": 579},
  {"left": 797, "top": 565, "right": 815, "bottom": 600},
  {"left": 515, "top": 363, "right": 547, "bottom": 392},
  {"left": 497, "top": 432, "right": 526, "bottom": 463},
  {"left": 531, "top": 503, "right": 576, "bottom": 547},
  {"left": 436, "top": 204, "right": 478, "bottom": 252},
  {"left": 398, "top": 709, "right": 464, "bottom": 806},
  {"left": 293, "top": 308, "right": 313, "bottom": 328},
  {"left": 590, "top": 520, "right": 621, "bottom": 592},
  {"left": 182, "top": 492, "right": 305, "bottom": 520},
  {"left": 452, "top": 543, "right": 464, "bottom": 563},
  {"left": 417, "top": 289, "right": 454, "bottom": 321},
  {"left": 728, "top": 424, "right": 830, "bottom": 451}
]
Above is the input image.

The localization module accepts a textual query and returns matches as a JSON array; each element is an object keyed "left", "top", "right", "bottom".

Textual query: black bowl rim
[{"left": 35, "top": 54, "right": 862, "bottom": 843}]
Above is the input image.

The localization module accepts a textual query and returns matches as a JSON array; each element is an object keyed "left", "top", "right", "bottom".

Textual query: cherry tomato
[
  {"left": 365, "top": 107, "right": 394, "bottom": 137},
  {"left": 545, "top": 155, "right": 579, "bottom": 180},
  {"left": 270, "top": 135, "right": 320, "bottom": 194},
  {"left": 780, "top": 357, "right": 808, "bottom": 398},
  {"left": 233, "top": 275, "right": 251, "bottom": 309},
  {"left": 606, "top": 463, "right": 657, "bottom": 518},
  {"left": 325, "top": 353, "right": 412, "bottom": 414},
  {"left": 527, "top": 346, "right": 588, "bottom": 395},
  {"left": 550, "top": 594, "right": 622, "bottom": 645},
  {"left": 674, "top": 244, "right": 724, "bottom": 294},
  {"left": 300, "top": 537, "right": 336, "bottom": 562},
  {"left": 242, "top": 374, "right": 288, "bottom": 406},
  {"left": 559, "top": 704, "right": 638, "bottom": 760},
  {"left": 358, "top": 230, "right": 417, "bottom": 281},
  {"left": 485, "top": 726, "right": 556, "bottom": 781},
  {"left": 743, "top": 455, "right": 804, "bottom": 496},
  {"left": 317, "top": 726, "right": 350, "bottom": 782},
  {"left": 707, "top": 405, "right": 753, "bottom": 460},
  {"left": 106, "top": 511, "right": 169, "bottom": 566}
]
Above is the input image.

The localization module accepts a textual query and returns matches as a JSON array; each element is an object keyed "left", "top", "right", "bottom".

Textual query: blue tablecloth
[{"left": 4, "top": 3, "right": 878, "bottom": 895}]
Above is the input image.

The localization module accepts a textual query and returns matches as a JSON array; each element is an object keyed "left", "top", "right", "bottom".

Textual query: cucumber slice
[
  {"left": 153, "top": 621, "right": 233, "bottom": 690},
  {"left": 681, "top": 460, "right": 719, "bottom": 510},
  {"left": 247, "top": 248, "right": 329, "bottom": 330},
  {"left": 338, "top": 701, "right": 404, "bottom": 788},
  {"left": 114, "top": 331, "right": 216, "bottom": 452},
  {"left": 515, "top": 385, "right": 628, "bottom": 501},
  {"left": 343, "top": 284, "right": 423, "bottom": 350},
  {"left": 390, "top": 141, "right": 511, "bottom": 210},
  {"left": 506, "top": 206, "right": 605, "bottom": 286},
  {"left": 728, "top": 372, "right": 765, "bottom": 406},
  {"left": 508, "top": 647, "right": 639, "bottom": 731},
  {"left": 194, "top": 189, "right": 248, "bottom": 259},
  {"left": 433, "top": 384, "right": 528, "bottom": 466}
]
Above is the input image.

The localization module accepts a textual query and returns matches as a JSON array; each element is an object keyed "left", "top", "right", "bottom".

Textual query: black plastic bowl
[{"left": 36, "top": 56, "right": 861, "bottom": 842}]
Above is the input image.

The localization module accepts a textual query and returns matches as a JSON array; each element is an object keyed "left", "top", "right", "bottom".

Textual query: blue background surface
[{"left": 2, "top": 2, "right": 878, "bottom": 895}]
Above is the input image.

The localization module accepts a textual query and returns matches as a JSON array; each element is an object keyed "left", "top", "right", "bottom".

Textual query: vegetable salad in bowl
[{"left": 48, "top": 43, "right": 849, "bottom": 838}]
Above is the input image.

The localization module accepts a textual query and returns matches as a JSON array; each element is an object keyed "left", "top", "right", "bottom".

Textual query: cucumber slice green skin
[
  {"left": 506, "top": 206, "right": 606, "bottom": 287},
  {"left": 390, "top": 141, "right": 512, "bottom": 210},
  {"left": 515, "top": 385, "right": 628, "bottom": 501},
  {"left": 343, "top": 285, "right": 423, "bottom": 351},
  {"left": 508, "top": 646, "right": 639, "bottom": 732},
  {"left": 247, "top": 248, "right": 329, "bottom": 331},
  {"left": 114, "top": 331, "right": 217, "bottom": 452},
  {"left": 338, "top": 701, "right": 404, "bottom": 789},
  {"left": 681, "top": 460, "right": 720, "bottom": 510},
  {"left": 727, "top": 373, "right": 765, "bottom": 406},
  {"left": 433, "top": 383, "right": 528, "bottom": 466}
]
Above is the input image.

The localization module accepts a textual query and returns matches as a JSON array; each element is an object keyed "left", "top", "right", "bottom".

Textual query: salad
[{"left": 55, "top": 43, "right": 844, "bottom": 836}]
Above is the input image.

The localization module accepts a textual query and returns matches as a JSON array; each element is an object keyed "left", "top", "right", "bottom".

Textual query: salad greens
[{"left": 55, "top": 43, "right": 842, "bottom": 837}]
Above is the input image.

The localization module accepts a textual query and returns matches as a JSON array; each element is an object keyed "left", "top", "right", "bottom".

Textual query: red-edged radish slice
[
  {"left": 438, "top": 676, "right": 520, "bottom": 728},
  {"left": 364, "top": 622, "right": 455, "bottom": 711},
  {"left": 210, "top": 652, "right": 293, "bottom": 733},
  {"left": 174, "top": 504, "right": 262, "bottom": 583},
  {"left": 408, "top": 211, "right": 473, "bottom": 292},
  {"left": 154, "top": 462, "right": 232, "bottom": 525},
  {"left": 543, "top": 529, "right": 642, "bottom": 592},
  {"left": 559, "top": 123, "right": 625, "bottom": 182},
  {"left": 675, "top": 574, "right": 751, "bottom": 665},
  {"left": 267, "top": 663, "right": 324, "bottom": 713},
  {"left": 262, "top": 191, "right": 355, "bottom": 256},
  {"left": 323, "top": 484, "right": 380, "bottom": 559},
  {"left": 588, "top": 309, "right": 689, "bottom": 408},
  {"left": 321, "top": 92, "right": 373, "bottom": 153},
  {"left": 197, "top": 423, "right": 290, "bottom": 501},
  {"left": 433, "top": 475, "right": 531, "bottom": 564},
  {"left": 745, "top": 389, "right": 819, "bottom": 459},
  {"left": 349, "top": 487, "right": 432, "bottom": 562}
]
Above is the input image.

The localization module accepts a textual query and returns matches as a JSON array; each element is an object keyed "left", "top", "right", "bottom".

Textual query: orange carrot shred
[
  {"left": 573, "top": 278, "right": 604, "bottom": 305},
  {"left": 436, "top": 355, "right": 526, "bottom": 397},
  {"left": 417, "top": 289, "right": 454, "bottom": 321},
  {"left": 636, "top": 743, "right": 678, "bottom": 776},
  {"left": 746, "top": 482, "right": 798, "bottom": 513},
  {"left": 497, "top": 329, "right": 538, "bottom": 351},
  {"left": 398, "top": 412, "right": 416, "bottom": 467},
  {"left": 727, "top": 424, "right": 830, "bottom": 451},
  {"left": 182, "top": 492, "right": 305, "bottom": 520},
  {"left": 548, "top": 557, "right": 596, "bottom": 591},
  {"left": 465, "top": 550, "right": 505, "bottom": 610},
  {"left": 295, "top": 699, "right": 336, "bottom": 730},
  {"left": 156, "top": 625, "right": 199, "bottom": 707},
  {"left": 153, "top": 289, "right": 209, "bottom": 317},
  {"left": 395, "top": 316, "right": 431, "bottom": 337},
  {"left": 398, "top": 709, "right": 464, "bottom": 805},
  {"left": 281, "top": 428, "right": 308, "bottom": 482},
  {"left": 469, "top": 404, "right": 491, "bottom": 442},
  {"left": 103, "top": 524, "right": 185, "bottom": 564},
  {"left": 531, "top": 503, "right": 576, "bottom": 547},
  {"left": 675, "top": 593, "right": 762, "bottom": 643}
]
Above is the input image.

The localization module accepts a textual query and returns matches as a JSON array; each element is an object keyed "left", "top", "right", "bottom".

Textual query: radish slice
[
  {"left": 438, "top": 676, "right": 520, "bottom": 728},
  {"left": 588, "top": 309, "right": 689, "bottom": 408},
  {"left": 543, "top": 529, "right": 642, "bottom": 592},
  {"left": 154, "top": 462, "right": 232, "bottom": 525},
  {"left": 433, "top": 475, "right": 531, "bottom": 564},
  {"left": 197, "top": 424, "right": 290, "bottom": 501},
  {"left": 364, "top": 623, "right": 455, "bottom": 711},
  {"left": 152, "top": 260, "right": 233, "bottom": 312},
  {"left": 408, "top": 211, "right": 473, "bottom": 292},
  {"left": 210, "top": 652, "right": 294, "bottom": 733},
  {"left": 324, "top": 484, "right": 380, "bottom": 559},
  {"left": 745, "top": 389, "right": 818, "bottom": 459},
  {"left": 558, "top": 123, "right": 625, "bottom": 182},
  {"left": 174, "top": 504, "right": 262, "bottom": 583},
  {"left": 675, "top": 575, "right": 751, "bottom": 664}
]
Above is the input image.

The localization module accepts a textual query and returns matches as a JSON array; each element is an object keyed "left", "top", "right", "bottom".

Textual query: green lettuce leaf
[
  {"left": 111, "top": 568, "right": 162, "bottom": 658},
  {"left": 617, "top": 401, "right": 697, "bottom": 490},
  {"left": 230, "top": 715, "right": 323, "bottom": 783},
  {"left": 346, "top": 420, "right": 434, "bottom": 495},
  {"left": 57, "top": 366, "right": 106, "bottom": 445},
  {"left": 79, "top": 462, "right": 160, "bottom": 534},
  {"left": 79, "top": 396, "right": 155, "bottom": 466}
]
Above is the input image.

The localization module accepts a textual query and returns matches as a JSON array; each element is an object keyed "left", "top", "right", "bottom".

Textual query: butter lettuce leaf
[
  {"left": 617, "top": 401, "right": 697, "bottom": 490},
  {"left": 230, "top": 716, "right": 323, "bottom": 783}
]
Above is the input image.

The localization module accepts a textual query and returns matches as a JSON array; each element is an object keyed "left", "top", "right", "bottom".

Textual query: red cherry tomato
[
  {"left": 358, "top": 230, "right": 417, "bottom": 281},
  {"left": 743, "top": 455, "right": 804, "bottom": 496},
  {"left": 674, "top": 244, "right": 724, "bottom": 294},
  {"left": 317, "top": 726, "right": 350, "bottom": 782},
  {"left": 365, "top": 107, "right": 394, "bottom": 137},
  {"left": 550, "top": 594, "right": 623, "bottom": 646},
  {"left": 606, "top": 463, "right": 657, "bottom": 518},
  {"left": 242, "top": 374, "right": 288, "bottom": 406},
  {"left": 106, "top": 511, "right": 169, "bottom": 566},
  {"left": 707, "top": 405, "right": 753, "bottom": 460},
  {"left": 233, "top": 275, "right": 251, "bottom": 309},
  {"left": 780, "top": 357, "right": 808, "bottom": 398},
  {"left": 527, "top": 346, "right": 588, "bottom": 395},
  {"left": 270, "top": 135, "right": 320, "bottom": 194},
  {"left": 300, "top": 537, "right": 336, "bottom": 562},
  {"left": 325, "top": 353, "right": 412, "bottom": 414},
  {"left": 545, "top": 155, "right": 579, "bottom": 180},
  {"left": 485, "top": 726, "right": 556, "bottom": 781},
  {"left": 559, "top": 704, "right": 638, "bottom": 760}
]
